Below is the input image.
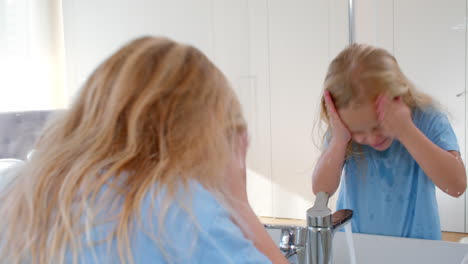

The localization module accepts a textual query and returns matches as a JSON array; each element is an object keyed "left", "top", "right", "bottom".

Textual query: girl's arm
[
  {"left": 377, "top": 95, "right": 467, "bottom": 197},
  {"left": 398, "top": 123, "right": 466, "bottom": 197},
  {"left": 312, "top": 140, "right": 348, "bottom": 196},
  {"left": 312, "top": 91, "right": 351, "bottom": 195}
]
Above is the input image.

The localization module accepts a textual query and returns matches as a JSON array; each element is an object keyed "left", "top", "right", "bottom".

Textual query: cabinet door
[
  {"left": 246, "top": 0, "right": 275, "bottom": 217},
  {"left": 268, "top": 0, "right": 348, "bottom": 219},
  {"left": 213, "top": 0, "right": 273, "bottom": 216},
  {"left": 392, "top": 0, "right": 466, "bottom": 233}
]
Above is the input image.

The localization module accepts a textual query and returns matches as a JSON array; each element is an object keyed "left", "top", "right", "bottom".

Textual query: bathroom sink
[
  {"left": 332, "top": 232, "right": 468, "bottom": 264},
  {"left": 267, "top": 227, "right": 468, "bottom": 264}
]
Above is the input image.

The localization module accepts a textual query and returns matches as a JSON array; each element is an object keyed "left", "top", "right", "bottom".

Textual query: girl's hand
[
  {"left": 375, "top": 95, "right": 413, "bottom": 139},
  {"left": 324, "top": 91, "right": 352, "bottom": 146}
]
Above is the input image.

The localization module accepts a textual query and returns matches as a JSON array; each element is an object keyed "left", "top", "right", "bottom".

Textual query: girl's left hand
[{"left": 375, "top": 95, "right": 413, "bottom": 139}]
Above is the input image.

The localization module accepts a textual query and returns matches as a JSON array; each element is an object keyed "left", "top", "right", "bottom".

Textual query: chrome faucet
[
  {"left": 265, "top": 192, "right": 353, "bottom": 264},
  {"left": 307, "top": 192, "right": 353, "bottom": 264}
]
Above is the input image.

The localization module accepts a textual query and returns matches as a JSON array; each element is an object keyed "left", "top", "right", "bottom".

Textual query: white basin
[
  {"left": 333, "top": 232, "right": 468, "bottom": 264},
  {"left": 267, "top": 227, "right": 468, "bottom": 264}
]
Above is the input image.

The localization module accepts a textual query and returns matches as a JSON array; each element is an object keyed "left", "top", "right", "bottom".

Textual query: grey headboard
[{"left": 0, "top": 110, "right": 57, "bottom": 159}]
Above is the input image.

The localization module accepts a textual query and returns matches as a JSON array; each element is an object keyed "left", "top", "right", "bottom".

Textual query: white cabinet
[
  {"left": 211, "top": 0, "right": 348, "bottom": 220},
  {"left": 267, "top": 0, "right": 348, "bottom": 219},
  {"left": 267, "top": 0, "right": 322, "bottom": 219},
  {"left": 211, "top": 0, "right": 273, "bottom": 217},
  {"left": 213, "top": 0, "right": 348, "bottom": 219}
]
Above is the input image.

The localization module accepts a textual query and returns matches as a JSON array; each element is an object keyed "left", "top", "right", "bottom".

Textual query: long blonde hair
[
  {"left": 318, "top": 43, "right": 434, "bottom": 154},
  {"left": 0, "top": 36, "right": 246, "bottom": 263}
]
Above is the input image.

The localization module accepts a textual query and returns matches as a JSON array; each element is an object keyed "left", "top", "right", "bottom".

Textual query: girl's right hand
[{"left": 324, "top": 91, "right": 351, "bottom": 146}]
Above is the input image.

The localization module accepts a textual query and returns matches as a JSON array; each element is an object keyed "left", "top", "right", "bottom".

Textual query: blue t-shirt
[
  {"left": 336, "top": 108, "right": 460, "bottom": 240},
  {"left": 77, "top": 182, "right": 272, "bottom": 263}
]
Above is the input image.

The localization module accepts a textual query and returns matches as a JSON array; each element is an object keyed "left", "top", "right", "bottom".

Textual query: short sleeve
[
  {"left": 418, "top": 110, "right": 459, "bottom": 152},
  {"left": 200, "top": 210, "right": 272, "bottom": 264}
]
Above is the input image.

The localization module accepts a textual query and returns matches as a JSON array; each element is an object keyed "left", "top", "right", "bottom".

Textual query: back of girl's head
[
  {"left": 320, "top": 43, "right": 432, "bottom": 125},
  {"left": 0, "top": 36, "right": 245, "bottom": 263},
  {"left": 68, "top": 36, "right": 244, "bottom": 182}
]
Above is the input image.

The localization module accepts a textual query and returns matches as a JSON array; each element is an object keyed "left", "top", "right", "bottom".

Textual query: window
[
  {"left": 0, "top": 0, "right": 67, "bottom": 112},
  {"left": 0, "top": 0, "right": 66, "bottom": 160}
]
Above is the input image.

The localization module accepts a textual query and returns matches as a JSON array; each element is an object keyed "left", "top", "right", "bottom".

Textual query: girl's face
[{"left": 338, "top": 102, "right": 393, "bottom": 151}]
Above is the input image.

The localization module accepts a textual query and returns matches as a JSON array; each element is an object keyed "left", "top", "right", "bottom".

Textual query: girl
[
  {"left": 0, "top": 37, "right": 288, "bottom": 263},
  {"left": 312, "top": 43, "right": 467, "bottom": 240}
]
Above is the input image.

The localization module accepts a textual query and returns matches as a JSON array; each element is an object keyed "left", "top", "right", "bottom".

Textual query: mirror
[{"left": 1, "top": 0, "right": 466, "bottom": 243}]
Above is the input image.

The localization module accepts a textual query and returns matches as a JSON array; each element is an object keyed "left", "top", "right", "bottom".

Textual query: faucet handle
[
  {"left": 332, "top": 209, "right": 353, "bottom": 230},
  {"left": 307, "top": 192, "right": 332, "bottom": 228},
  {"left": 313, "top": 192, "right": 330, "bottom": 209}
]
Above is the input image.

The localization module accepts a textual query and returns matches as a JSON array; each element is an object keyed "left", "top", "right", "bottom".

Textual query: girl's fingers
[
  {"left": 375, "top": 95, "right": 383, "bottom": 108},
  {"left": 376, "top": 94, "right": 391, "bottom": 114},
  {"left": 324, "top": 91, "right": 350, "bottom": 137},
  {"left": 376, "top": 95, "right": 390, "bottom": 122},
  {"left": 324, "top": 91, "right": 337, "bottom": 113},
  {"left": 378, "top": 110, "right": 385, "bottom": 122}
]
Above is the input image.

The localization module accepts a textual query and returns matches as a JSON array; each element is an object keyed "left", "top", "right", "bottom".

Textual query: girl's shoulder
[
  {"left": 412, "top": 106, "right": 450, "bottom": 129},
  {"left": 412, "top": 105, "right": 444, "bottom": 119},
  {"left": 143, "top": 180, "right": 226, "bottom": 227}
]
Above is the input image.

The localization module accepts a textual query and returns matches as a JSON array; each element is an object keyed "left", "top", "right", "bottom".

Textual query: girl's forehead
[{"left": 338, "top": 102, "right": 379, "bottom": 133}]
